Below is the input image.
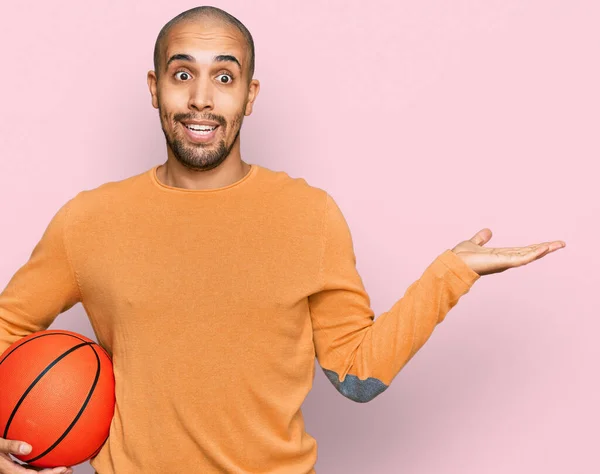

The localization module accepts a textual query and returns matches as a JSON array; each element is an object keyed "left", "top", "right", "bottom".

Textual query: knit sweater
[{"left": 0, "top": 163, "right": 480, "bottom": 473}]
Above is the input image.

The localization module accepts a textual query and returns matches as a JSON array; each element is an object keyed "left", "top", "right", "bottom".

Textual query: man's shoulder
[
  {"left": 67, "top": 167, "right": 150, "bottom": 216},
  {"left": 258, "top": 164, "right": 329, "bottom": 206}
]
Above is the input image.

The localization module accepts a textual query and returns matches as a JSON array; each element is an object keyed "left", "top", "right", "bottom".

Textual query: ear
[
  {"left": 244, "top": 79, "right": 260, "bottom": 116},
  {"left": 147, "top": 70, "right": 159, "bottom": 109}
]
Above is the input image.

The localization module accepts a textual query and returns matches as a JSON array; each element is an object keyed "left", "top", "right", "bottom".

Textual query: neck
[{"left": 156, "top": 157, "right": 251, "bottom": 191}]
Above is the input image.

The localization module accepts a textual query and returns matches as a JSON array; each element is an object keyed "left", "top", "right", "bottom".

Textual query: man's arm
[
  {"left": 0, "top": 199, "right": 81, "bottom": 355},
  {"left": 308, "top": 193, "right": 480, "bottom": 403}
]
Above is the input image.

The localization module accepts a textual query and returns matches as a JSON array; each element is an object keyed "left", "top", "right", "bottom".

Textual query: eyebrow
[{"left": 165, "top": 53, "right": 242, "bottom": 71}]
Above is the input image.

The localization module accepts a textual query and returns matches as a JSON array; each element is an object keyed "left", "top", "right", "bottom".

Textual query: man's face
[{"left": 147, "top": 20, "right": 259, "bottom": 171}]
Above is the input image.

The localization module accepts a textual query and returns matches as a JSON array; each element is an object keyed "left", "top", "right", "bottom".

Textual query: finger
[
  {"left": 0, "top": 460, "right": 62, "bottom": 474},
  {"left": 0, "top": 442, "right": 72, "bottom": 474},
  {"left": 532, "top": 241, "right": 565, "bottom": 255},
  {"left": 14, "top": 462, "right": 72, "bottom": 474},
  {"left": 534, "top": 246, "right": 550, "bottom": 256},
  {"left": 524, "top": 245, "right": 553, "bottom": 264},
  {"left": 34, "top": 467, "right": 72, "bottom": 474},
  {"left": 0, "top": 453, "right": 23, "bottom": 472},
  {"left": 499, "top": 243, "right": 561, "bottom": 258},
  {"left": 501, "top": 246, "right": 547, "bottom": 267},
  {"left": 495, "top": 241, "right": 565, "bottom": 255},
  {"left": 530, "top": 241, "right": 565, "bottom": 252},
  {"left": 491, "top": 244, "right": 545, "bottom": 254},
  {"left": 519, "top": 243, "right": 552, "bottom": 254},
  {"left": 0, "top": 439, "right": 32, "bottom": 456},
  {"left": 0, "top": 456, "right": 71, "bottom": 474},
  {"left": 471, "top": 228, "right": 492, "bottom": 245},
  {"left": 4, "top": 456, "right": 72, "bottom": 474}
]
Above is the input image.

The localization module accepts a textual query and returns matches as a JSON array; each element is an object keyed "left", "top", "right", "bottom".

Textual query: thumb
[{"left": 471, "top": 228, "right": 492, "bottom": 246}]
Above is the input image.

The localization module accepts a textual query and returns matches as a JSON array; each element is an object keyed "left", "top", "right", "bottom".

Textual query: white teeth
[{"left": 185, "top": 124, "right": 216, "bottom": 131}]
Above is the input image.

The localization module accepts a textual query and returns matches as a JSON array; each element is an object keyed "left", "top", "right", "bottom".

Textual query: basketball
[{"left": 0, "top": 330, "right": 115, "bottom": 468}]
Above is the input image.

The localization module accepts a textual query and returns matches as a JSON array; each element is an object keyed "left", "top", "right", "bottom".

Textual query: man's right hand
[{"left": 0, "top": 438, "right": 73, "bottom": 474}]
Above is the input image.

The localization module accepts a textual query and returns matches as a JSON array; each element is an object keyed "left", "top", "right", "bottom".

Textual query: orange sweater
[{"left": 0, "top": 163, "right": 480, "bottom": 473}]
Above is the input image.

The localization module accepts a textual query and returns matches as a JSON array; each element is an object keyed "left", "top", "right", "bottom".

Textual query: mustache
[{"left": 175, "top": 114, "right": 225, "bottom": 126}]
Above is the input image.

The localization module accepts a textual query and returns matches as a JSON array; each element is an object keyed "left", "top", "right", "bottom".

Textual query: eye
[
  {"left": 216, "top": 73, "right": 233, "bottom": 84},
  {"left": 174, "top": 70, "right": 192, "bottom": 81}
]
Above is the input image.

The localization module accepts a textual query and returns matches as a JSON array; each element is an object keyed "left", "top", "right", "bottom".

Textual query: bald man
[{"left": 4, "top": 5, "right": 558, "bottom": 474}]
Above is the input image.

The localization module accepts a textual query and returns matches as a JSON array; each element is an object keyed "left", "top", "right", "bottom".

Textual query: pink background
[{"left": 0, "top": 1, "right": 597, "bottom": 472}]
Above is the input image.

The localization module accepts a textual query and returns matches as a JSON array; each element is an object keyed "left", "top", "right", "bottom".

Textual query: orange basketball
[{"left": 0, "top": 330, "right": 115, "bottom": 468}]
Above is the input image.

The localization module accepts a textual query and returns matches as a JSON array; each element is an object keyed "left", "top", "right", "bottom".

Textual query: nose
[{"left": 188, "top": 73, "right": 214, "bottom": 111}]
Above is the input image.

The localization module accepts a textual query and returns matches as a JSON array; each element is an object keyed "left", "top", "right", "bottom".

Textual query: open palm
[{"left": 451, "top": 228, "right": 566, "bottom": 276}]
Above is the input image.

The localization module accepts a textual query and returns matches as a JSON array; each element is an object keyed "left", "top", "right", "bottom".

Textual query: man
[{"left": 0, "top": 6, "right": 565, "bottom": 474}]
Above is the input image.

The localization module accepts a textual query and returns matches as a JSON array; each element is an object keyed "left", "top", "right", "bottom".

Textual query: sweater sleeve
[
  {"left": 308, "top": 193, "right": 481, "bottom": 403},
  {"left": 0, "top": 199, "right": 81, "bottom": 355}
]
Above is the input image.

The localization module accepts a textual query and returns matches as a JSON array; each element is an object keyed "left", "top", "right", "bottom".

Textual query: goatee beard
[{"left": 160, "top": 110, "right": 244, "bottom": 172}]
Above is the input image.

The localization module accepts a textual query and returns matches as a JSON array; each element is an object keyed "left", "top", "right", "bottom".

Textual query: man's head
[{"left": 147, "top": 6, "right": 260, "bottom": 172}]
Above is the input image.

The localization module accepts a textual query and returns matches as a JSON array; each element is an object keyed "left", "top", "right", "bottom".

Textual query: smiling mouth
[
  {"left": 184, "top": 123, "right": 218, "bottom": 133},
  {"left": 180, "top": 122, "right": 220, "bottom": 144}
]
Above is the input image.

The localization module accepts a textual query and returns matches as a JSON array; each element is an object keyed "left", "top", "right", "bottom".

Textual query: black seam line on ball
[
  {"left": 22, "top": 342, "right": 101, "bottom": 464},
  {"left": 19, "top": 342, "right": 102, "bottom": 464},
  {"left": 58, "top": 345, "right": 109, "bottom": 467},
  {"left": 75, "top": 433, "right": 108, "bottom": 466},
  {"left": 0, "top": 332, "right": 90, "bottom": 367},
  {"left": 3, "top": 341, "right": 96, "bottom": 446}
]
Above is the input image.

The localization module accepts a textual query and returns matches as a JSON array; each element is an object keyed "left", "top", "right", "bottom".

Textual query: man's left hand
[{"left": 451, "top": 228, "right": 566, "bottom": 276}]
